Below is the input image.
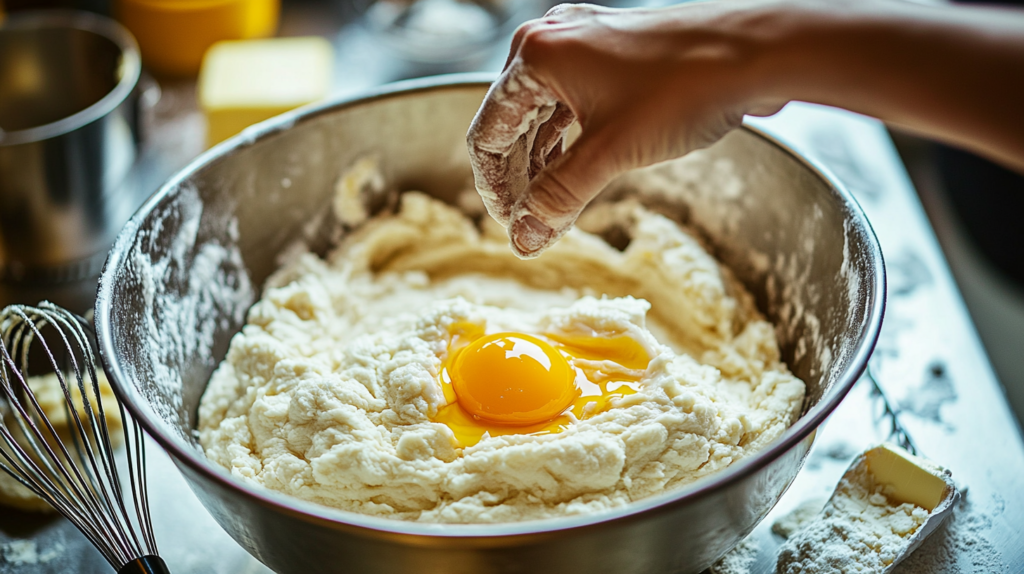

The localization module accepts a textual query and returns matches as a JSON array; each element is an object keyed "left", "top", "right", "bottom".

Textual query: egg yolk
[
  {"left": 451, "top": 333, "right": 577, "bottom": 425},
  {"left": 433, "top": 323, "right": 651, "bottom": 447}
]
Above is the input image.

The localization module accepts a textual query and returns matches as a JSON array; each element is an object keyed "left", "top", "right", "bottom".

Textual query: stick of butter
[
  {"left": 864, "top": 443, "right": 951, "bottom": 512},
  {"left": 776, "top": 443, "right": 960, "bottom": 574},
  {"left": 198, "top": 36, "right": 333, "bottom": 147}
]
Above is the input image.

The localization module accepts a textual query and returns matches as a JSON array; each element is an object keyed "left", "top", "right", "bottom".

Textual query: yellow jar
[{"left": 115, "top": 0, "right": 279, "bottom": 77}]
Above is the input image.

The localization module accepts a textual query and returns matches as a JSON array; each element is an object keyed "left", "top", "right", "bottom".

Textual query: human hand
[
  {"left": 466, "top": 1, "right": 788, "bottom": 258},
  {"left": 468, "top": 0, "right": 1024, "bottom": 258}
]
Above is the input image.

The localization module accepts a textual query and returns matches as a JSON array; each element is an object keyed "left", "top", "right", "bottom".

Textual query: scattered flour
[
  {"left": 893, "top": 494, "right": 1006, "bottom": 574},
  {"left": 711, "top": 538, "right": 760, "bottom": 574},
  {"left": 771, "top": 497, "right": 827, "bottom": 539},
  {"left": 1, "top": 540, "right": 65, "bottom": 565},
  {"left": 899, "top": 363, "right": 957, "bottom": 424}
]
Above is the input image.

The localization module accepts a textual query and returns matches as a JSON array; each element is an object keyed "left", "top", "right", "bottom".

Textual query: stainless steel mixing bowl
[{"left": 95, "top": 75, "right": 885, "bottom": 574}]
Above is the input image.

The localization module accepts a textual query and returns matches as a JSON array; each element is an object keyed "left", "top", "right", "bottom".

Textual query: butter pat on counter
[
  {"left": 864, "top": 442, "right": 951, "bottom": 512},
  {"left": 198, "top": 36, "right": 333, "bottom": 147}
]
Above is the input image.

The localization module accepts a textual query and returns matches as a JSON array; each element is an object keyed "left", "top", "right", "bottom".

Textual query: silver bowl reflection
[
  {"left": 95, "top": 75, "right": 884, "bottom": 574},
  {"left": 0, "top": 11, "right": 145, "bottom": 312}
]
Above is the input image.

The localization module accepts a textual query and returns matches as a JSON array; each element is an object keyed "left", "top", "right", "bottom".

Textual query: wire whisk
[{"left": 0, "top": 303, "right": 169, "bottom": 574}]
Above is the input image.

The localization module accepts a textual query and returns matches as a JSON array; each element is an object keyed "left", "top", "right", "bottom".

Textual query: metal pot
[
  {"left": 0, "top": 10, "right": 144, "bottom": 312},
  {"left": 95, "top": 76, "right": 885, "bottom": 574}
]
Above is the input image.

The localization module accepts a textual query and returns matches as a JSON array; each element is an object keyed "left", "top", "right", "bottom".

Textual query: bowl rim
[
  {"left": 0, "top": 10, "right": 141, "bottom": 146},
  {"left": 95, "top": 73, "right": 886, "bottom": 541}
]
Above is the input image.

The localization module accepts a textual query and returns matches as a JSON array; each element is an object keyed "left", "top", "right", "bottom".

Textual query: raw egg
[
  {"left": 433, "top": 322, "right": 651, "bottom": 447},
  {"left": 451, "top": 333, "right": 577, "bottom": 425}
]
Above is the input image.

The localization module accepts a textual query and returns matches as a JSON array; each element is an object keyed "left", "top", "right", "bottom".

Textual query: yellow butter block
[
  {"left": 198, "top": 36, "right": 333, "bottom": 147},
  {"left": 864, "top": 443, "right": 951, "bottom": 511}
]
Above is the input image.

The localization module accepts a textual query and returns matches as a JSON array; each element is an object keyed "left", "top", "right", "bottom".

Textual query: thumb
[{"left": 508, "top": 129, "right": 621, "bottom": 258}]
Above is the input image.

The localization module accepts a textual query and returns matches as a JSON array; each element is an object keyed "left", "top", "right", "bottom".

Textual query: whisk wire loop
[
  {"left": 0, "top": 303, "right": 163, "bottom": 571},
  {"left": 6, "top": 306, "right": 133, "bottom": 564},
  {"left": 0, "top": 318, "right": 126, "bottom": 565}
]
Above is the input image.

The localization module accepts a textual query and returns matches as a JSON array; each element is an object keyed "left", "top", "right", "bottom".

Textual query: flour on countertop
[
  {"left": 899, "top": 363, "right": 957, "bottom": 424},
  {"left": 893, "top": 493, "right": 1006, "bottom": 574},
  {"left": 711, "top": 538, "right": 760, "bottom": 574},
  {"left": 771, "top": 497, "right": 827, "bottom": 539},
  {"left": 1, "top": 540, "right": 65, "bottom": 565}
]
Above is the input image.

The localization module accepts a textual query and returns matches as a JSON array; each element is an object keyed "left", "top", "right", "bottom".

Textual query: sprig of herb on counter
[{"left": 865, "top": 364, "right": 919, "bottom": 456}]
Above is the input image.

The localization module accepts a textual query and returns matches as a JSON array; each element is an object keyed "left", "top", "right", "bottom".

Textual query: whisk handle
[{"left": 117, "top": 556, "right": 170, "bottom": 574}]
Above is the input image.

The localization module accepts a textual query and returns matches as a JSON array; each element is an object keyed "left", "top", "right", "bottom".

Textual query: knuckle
[
  {"left": 529, "top": 170, "right": 584, "bottom": 219},
  {"left": 518, "top": 25, "right": 547, "bottom": 47},
  {"left": 511, "top": 20, "right": 539, "bottom": 46},
  {"left": 518, "top": 27, "right": 559, "bottom": 62}
]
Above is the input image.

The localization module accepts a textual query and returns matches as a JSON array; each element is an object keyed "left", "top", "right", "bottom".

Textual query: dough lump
[{"left": 198, "top": 192, "right": 805, "bottom": 523}]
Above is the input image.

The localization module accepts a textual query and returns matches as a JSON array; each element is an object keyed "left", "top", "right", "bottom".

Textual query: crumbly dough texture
[{"left": 198, "top": 192, "right": 805, "bottom": 523}]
